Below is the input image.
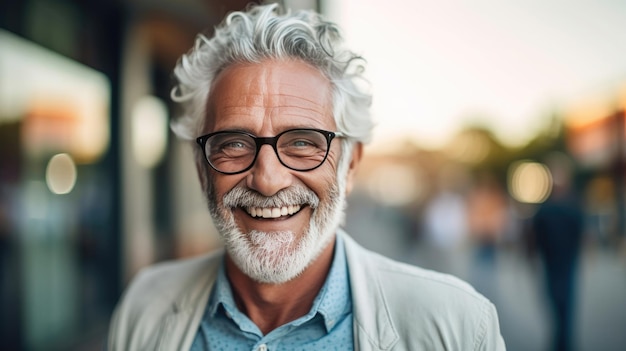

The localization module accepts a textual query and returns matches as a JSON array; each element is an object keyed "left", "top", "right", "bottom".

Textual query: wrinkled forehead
[{"left": 204, "top": 60, "right": 334, "bottom": 132}]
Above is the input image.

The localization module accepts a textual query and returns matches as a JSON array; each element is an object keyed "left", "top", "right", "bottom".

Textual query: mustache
[{"left": 222, "top": 185, "right": 320, "bottom": 209}]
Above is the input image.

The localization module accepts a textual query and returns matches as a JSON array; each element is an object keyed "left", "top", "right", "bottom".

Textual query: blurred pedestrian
[
  {"left": 532, "top": 153, "right": 584, "bottom": 351},
  {"left": 466, "top": 171, "right": 508, "bottom": 301}
]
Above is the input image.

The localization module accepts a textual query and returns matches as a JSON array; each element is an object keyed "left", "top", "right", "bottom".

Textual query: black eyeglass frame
[{"left": 196, "top": 128, "right": 344, "bottom": 175}]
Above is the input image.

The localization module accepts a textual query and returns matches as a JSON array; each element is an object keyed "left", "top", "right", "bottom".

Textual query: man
[
  {"left": 532, "top": 154, "right": 584, "bottom": 351},
  {"left": 108, "top": 4, "right": 506, "bottom": 350}
]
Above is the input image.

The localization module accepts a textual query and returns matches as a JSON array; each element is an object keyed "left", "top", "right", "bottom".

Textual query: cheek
[
  {"left": 210, "top": 174, "right": 245, "bottom": 203},
  {"left": 320, "top": 151, "right": 342, "bottom": 183},
  {"left": 302, "top": 164, "right": 339, "bottom": 202},
  {"left": 323, "top": 148, "right": 342, "bottom": 172}
]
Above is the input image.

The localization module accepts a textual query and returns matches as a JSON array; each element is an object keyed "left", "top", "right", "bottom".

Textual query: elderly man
[{"left": 108, "top": 4, "right": 506, "bottom": 350}]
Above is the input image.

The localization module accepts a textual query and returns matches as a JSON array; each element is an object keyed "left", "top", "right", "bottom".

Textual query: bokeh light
[
  {"left": 45, "top": 153, "right": 77, "bottom": 195},
  {"left": 508, "top": 161, "right": 553, "bottom": 204},
  {"left": 131, "top": 96, "right": 169, "bottom": 168}
]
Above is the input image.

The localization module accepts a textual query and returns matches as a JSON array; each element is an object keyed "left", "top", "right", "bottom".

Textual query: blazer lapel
[
  {"left": 342, "top": 231, "right": 399, "bottom": 351},
  {"left": 156, "top": 254, "right": 221, "bottom": 350}
]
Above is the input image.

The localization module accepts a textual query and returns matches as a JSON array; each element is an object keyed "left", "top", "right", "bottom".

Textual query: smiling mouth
[{"left": 244, "top": 205, "right": 303, "bottom": 219}]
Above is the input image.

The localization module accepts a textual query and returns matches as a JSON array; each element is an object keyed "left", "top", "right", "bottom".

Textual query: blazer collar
[
  {"left": 158, "top": 250, "right": 223, "bottom": 350},
  {"left": 341, "top": 231, "right": 399, "bottom": 350},
  {"left": 153, "top": 233, "right": 400, "bottom": 350}
]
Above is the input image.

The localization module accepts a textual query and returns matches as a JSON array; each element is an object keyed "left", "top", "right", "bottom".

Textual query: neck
[{"left": 225, "top": 236, "right": 336, "bottom": 335}]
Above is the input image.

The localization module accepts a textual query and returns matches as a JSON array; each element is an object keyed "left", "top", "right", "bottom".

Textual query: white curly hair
[{"left": 170, "top": 3, "right": 374, "bottom": 150}]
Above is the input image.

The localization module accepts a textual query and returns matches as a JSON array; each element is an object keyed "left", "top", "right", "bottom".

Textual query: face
[{"left": 198, "top": 59, "right": 361, "bottom": 284}]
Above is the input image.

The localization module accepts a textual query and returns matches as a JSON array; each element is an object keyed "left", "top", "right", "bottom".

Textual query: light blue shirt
[{"left": 190, "top": 235, "right": 353, "bottom": 351}]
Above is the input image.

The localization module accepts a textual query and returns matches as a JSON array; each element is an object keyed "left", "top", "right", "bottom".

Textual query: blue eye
[
  {"left": 222, "top": 141, "right": 248, "bottom": 150},
  {"left": 208, "top": 135, "right": 255, "bottom": 157},
  {"left": 289, "top": 139, "right": 316, "bottom": 148}
]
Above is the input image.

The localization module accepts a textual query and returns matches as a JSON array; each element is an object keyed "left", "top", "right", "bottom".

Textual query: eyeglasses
[{"left": 196, "top": 128, "right": 344, "bottom": 174}]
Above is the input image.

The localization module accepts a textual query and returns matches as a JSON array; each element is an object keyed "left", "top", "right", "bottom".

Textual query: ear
[{"left": 344, "top": 142, "right": 363, "bottom": 195}]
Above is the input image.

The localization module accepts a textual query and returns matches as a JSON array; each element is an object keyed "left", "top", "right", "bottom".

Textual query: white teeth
[
  {"left": 246, "top": 205, "right": 302, "bottom": 218},
  {"left": 288, "top": 205, "right": 301, "bottom": 215},
  {"left": 262, "top": 208, "right": 272, "bottom": 218}
]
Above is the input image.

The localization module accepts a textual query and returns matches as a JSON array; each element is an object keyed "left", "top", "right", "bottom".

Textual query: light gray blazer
[{"left": 108, "top": 231, "right": 506, "bottom": 350}]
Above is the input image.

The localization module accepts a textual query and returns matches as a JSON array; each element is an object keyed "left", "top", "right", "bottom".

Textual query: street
[{"left": 346, "top": 212, "right": 626, "bottom": 351}]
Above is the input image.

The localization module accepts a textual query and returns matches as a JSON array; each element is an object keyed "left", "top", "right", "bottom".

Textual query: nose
[{"left": 246, "top": 144, "right": 292, "bottom": 196}]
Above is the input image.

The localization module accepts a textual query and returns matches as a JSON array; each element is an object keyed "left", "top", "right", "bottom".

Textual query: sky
[{"left": 324, "top": 0, "right": 626, "bottom": 150}]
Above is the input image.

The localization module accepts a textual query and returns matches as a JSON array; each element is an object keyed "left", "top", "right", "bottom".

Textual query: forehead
[{"left": 205, "top": 59, "right": 334, "bottom": 133}]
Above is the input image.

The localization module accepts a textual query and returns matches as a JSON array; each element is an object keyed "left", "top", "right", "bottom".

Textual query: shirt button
[{"left": 257, "top": 344, "right": 268, "bottom": 351}]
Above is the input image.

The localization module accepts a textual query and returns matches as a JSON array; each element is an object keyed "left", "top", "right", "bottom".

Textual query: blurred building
[
  {"left": 1, "top": 0, "right": 625, "bottom": 350},
  {"left": 0, "top": 1, "right": 322, "bottom": 350},
  {"left": 565, "top": 94, "right": 626, "bottom": 247}
]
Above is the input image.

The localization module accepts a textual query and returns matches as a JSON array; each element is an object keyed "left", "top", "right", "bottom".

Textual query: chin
[
  {"left": 206, "top": 178, "right": 346, "bottom": 284},
  {"left": 224, "top": 218, "right": 337, "bottom": 284}
]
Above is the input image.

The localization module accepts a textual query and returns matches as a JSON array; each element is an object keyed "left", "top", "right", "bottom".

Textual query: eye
[
  {"left": 222, "top": 140, "right": 248, "bottom": 150},
  {"left": 208, "top": 134, "right": 255, "bottom": 157},
  {"left": 280, "top": 130, "right": 326, "bottom": 149},
  {"left": 289, "top": 138, "right": 317, "bottom": 148}
]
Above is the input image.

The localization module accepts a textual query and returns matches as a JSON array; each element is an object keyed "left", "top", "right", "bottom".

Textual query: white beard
[{"left": 205, "top": 182, "right": 347, "bottom": 284}]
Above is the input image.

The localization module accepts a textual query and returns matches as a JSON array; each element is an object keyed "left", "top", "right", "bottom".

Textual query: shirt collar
[
  {"left": 208, "top": 234, "right": 352, "bottom": 333},
  {"left": 315, "top": 233, "right": 352, "bottom": 332}
]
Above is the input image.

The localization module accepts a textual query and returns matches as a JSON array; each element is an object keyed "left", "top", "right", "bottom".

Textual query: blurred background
[{"left": 1, "top": 0, "right": 625, "bottom": 350}]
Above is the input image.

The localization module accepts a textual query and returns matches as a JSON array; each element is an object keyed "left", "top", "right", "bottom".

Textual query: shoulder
[
  {"left": 123, "top": 250, "right": 223, "bottom": 305},
  {"left": 355, "top": 243, "right": 490, "bottom": 315},
  {"left": 107, "top": 250, "right": 223, "bottom": 350},
  {"left": 376, "top": 251, "right": 484, "bottom": 303},
  {"left": 344, "top": 232, "right": 483, "bottom": 303},
  {"left": 343, "top": 233, "right": 505, "bottom": 350}
]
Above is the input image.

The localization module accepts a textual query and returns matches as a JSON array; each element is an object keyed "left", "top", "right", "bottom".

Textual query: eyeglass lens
[{"left": 204, "top": 129, "right": 330, "bottom": 173}]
